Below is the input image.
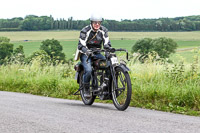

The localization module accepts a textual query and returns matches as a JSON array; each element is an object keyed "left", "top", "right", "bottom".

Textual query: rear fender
[
  {"left": 74, "top": 63, "right": 84, "bottom": 84},
  {"left": 75, "top": 71, "right": 83, "bottom": 84}
]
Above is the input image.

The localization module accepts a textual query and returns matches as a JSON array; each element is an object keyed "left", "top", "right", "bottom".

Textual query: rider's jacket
[{"left": 78, "top": 24, "right": 111, "bottom": 53}]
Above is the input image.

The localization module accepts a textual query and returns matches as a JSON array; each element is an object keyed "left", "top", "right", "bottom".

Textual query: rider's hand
[
  {"left": 109, "top": 47, "right": 115, "bottom": 53},
  {"left": 104, "top": 44, "right": 110, "bottom": 50},
  {"left": 86, "top": 50, "right": 92, "bottom": 57}
]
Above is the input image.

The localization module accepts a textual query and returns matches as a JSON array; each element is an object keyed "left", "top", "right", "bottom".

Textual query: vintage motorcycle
[{"left": 74, "top": 47, "right": 132, "bottom": 111}]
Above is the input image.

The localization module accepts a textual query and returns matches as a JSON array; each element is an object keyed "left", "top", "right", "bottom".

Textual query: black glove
[
  {"left": 104, "top": 44, "right": 110, "bottom": 49},
  {"left": 109, "top": 47, "right": 115, "bottom": 53},
  {"left": 86, "top": 50, "right": 92, "bottom": 57},
  {"left": 104, "top": 45, "right": 115, "bottom": 52}
]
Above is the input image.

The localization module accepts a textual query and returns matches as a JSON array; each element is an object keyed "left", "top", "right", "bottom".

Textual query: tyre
[
  {"left": 79, "top": 71, "right": 96, "bottom": 105},
  {"left": 112, "top": 66, "right": 132, "bottom": 111}
]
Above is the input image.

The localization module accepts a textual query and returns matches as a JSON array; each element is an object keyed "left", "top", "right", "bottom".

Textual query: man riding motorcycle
[{"left": 74, "top": 13, "right": 115, "bottom": 97}]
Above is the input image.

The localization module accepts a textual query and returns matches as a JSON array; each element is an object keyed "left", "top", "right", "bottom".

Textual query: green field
[{"left": 1, "top": 31, "right": 200, "bottom": 61}]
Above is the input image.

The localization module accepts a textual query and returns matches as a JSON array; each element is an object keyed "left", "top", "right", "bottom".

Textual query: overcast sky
[{"left": 1, "top": 0, "right": 200, "bottom": 20}]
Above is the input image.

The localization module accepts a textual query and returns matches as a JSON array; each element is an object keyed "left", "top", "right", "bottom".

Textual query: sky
[{"left": 1, "top": 0, "right": 200, "bottom": 21}]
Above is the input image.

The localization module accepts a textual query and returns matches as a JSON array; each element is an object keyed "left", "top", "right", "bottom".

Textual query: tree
[
  {"left": 0, "top": 37, "right": 10, "bottom": 43},
  {"left": 11, "top": 45, "right": 25, "bottom": 63},
  {"left": 0, "top": 37, "right": 14, "bottom": 64},
  {"left": 131, "top": 37, "right": 178, "bottom": 62},
  {"left": 2, "top": 14, "right": 200, "bottom": 31},
  {"left": 22, "top": 15, "right": 38, "bottom": 30},
  {"left": 22, "top": 15, "right": 51, "bottom": 30},
  {"left": 151, "top": 37, "right": 178, "bottom": 58},
  {"left": 40, "top": 39, "right": 66, "bottom": 64},
  {"left": 26, "top": 50, "right": 51, "bottom": 65},
  {"left": 131, "top": 38, "right": 153, "bottom": 55},
  {"left": 50, "top": 15, "right": 54, "bottom": 29},
  {"left": 13, "top": 45, "right": 24, "bottom": 55}
]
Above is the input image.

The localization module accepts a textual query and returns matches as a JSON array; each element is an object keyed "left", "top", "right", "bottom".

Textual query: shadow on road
[{"left": 58, "top": 101, "right": 117, "bottom": 111}]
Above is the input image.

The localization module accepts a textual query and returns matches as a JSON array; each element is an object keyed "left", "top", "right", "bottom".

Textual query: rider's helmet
[{"left": 90, "top": 13, "right": 103, "bottom": 22}]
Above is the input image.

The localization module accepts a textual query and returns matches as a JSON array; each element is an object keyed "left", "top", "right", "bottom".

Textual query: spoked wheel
[
  {"left": 79, "top": 71, "right": 96, "bottom": 105},
  {"left": 112, "top": 67, "right": 132, "bottom": 111}
]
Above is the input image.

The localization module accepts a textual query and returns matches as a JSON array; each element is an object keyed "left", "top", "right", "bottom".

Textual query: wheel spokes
[{"left": 113, "top": 71, "right": 128, "bottom": 106}]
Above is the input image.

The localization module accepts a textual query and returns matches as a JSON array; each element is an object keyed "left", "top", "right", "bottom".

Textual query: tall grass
[
  {"left": 129, "top": 61, "right": 200, "bottom": 115},
  {"left": 0, "top": 59, "right": 79, "bottom": 100}
]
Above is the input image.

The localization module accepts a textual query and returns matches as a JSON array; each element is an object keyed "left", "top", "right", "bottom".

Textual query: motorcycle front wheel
[
  {"left": 112, "top": 66, "right": 132, "bottom": 111},
  {"left": 79, "top": 71, "right": 96, "bottom": 105}
]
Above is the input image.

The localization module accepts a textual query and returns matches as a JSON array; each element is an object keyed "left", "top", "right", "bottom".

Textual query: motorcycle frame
[{"left": 74, "top": 48, "right": 130, "bottom": 97}]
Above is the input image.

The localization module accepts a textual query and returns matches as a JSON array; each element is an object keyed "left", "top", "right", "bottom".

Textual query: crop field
[{"left": 2, "top": 31, "right": 200, "bottom": 41}]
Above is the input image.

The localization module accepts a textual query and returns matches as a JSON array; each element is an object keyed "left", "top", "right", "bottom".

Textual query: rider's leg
[
  {"left": 80, "top": 54, "right": 92, "bottom": 97},
  {"left": 81, "top": 54, "right": 92, "bottom": 83},
  {"left": 94, "top": 53, "right": 106, "bottom": 60}
]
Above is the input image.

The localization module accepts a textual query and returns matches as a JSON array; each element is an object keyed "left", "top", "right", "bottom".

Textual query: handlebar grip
[
  {"left": 116, "top": 48, "right": 125, "bottom": 51},
  {"left": 126, "top": 52, "right": 129, "bottom": 61},
  {"left": 115, "top": 48, "right": 129, "bottom": 61}
]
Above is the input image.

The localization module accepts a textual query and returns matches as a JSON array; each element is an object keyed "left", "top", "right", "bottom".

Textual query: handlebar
[
  {"left": 86, "top": 48, "right": 129, "bottom": 63},
  {"left": 115, "top": 48, "right": 129, "bottom": 61}
]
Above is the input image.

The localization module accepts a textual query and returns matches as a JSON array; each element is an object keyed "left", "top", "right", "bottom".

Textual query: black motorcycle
[{"left": 74, "top": 47, "right": 132, "bottom": 111}]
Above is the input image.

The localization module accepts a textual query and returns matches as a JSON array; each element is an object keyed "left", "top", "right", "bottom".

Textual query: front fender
[{"left": 117, "top": 63, "right": 130, "bottom": 72}]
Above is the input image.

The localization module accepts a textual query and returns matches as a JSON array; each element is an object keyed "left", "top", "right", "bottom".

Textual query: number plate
[{"left": 111, "top": 57, "right": 119, "bottom": 65}]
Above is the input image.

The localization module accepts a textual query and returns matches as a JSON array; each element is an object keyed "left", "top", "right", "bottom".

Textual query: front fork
[
  {"left": 110, "top": 65, "right": 118, "bottom": 90},
  {"left": 91, "top": 70, "right": 98, "bottom": 90}
]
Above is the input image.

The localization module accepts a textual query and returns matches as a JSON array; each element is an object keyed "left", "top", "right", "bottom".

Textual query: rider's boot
[{"left": 83, "top": 83, "right": 90, "bottom": 98}]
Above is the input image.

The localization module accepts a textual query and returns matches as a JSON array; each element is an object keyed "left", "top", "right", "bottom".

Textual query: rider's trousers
[{"left": 80, "top": 53, "right": 106, "bottom": 84}]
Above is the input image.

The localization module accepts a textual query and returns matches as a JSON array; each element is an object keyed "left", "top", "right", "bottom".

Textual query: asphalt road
[{"left": 0, "top": 91, "right": 200, "bottom": 133}]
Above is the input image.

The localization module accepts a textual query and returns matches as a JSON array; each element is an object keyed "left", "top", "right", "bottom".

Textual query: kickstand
[{"left": 73, "top": 87, "right": 82, "bottom": 95}]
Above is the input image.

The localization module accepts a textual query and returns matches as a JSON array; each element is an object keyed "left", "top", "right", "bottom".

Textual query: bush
[
  {"left": 131, "top": 38, "right": 153, "bottom": 55},
  {"left": 132, "top": 37, "right": 178, "bottom": 62},
  {"left": 0, "top": 37, "right": 14, "bottom": 65},
  {"left": 10, "top": 45, "right": 26, "bottom": 64},
  {"left": 40, "top": 39, "right": 66, "bottom": 64},
  {"left": 0, "top": 37, "right": 10, "bottom": 43},
  {"left": 151, "top": 37, "right": 178, "bottom": 58},
  {"left": 26, "top": 50, "right": 51, "bottom": 66}
]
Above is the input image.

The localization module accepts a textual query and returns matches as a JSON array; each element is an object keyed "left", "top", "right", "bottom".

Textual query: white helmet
[{"left": 90, "top": 13, "right": 103, "bottom": 22}]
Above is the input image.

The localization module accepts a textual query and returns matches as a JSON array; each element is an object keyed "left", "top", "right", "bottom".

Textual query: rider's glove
[
  {"left": 109, "top": 47, "right": 115, "bottom": 53},
  {"left": 104, "top": 45, "right": 115, "bottom": 52},
  {"left": 86, "top": 50, "right": 92, "bottom": 57}
]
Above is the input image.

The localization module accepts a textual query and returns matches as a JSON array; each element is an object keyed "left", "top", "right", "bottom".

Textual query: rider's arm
[
  {"left": 78, "top": 31, "right": 88, "bottom": 53},
  {"left": 78, "top": 26, "right": 92, "bottom": 53},
  {"left": 101, "top": 26, "right": 111, "bottom": 47}
]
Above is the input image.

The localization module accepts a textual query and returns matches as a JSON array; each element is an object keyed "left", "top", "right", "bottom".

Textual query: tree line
[{"left": 1, "top": 15, "right": 200, "bottom": 31}]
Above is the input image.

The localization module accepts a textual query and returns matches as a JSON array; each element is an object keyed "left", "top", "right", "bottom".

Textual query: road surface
[{"left": 0, "top": 91, "right": 200, "bottom": 133}]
